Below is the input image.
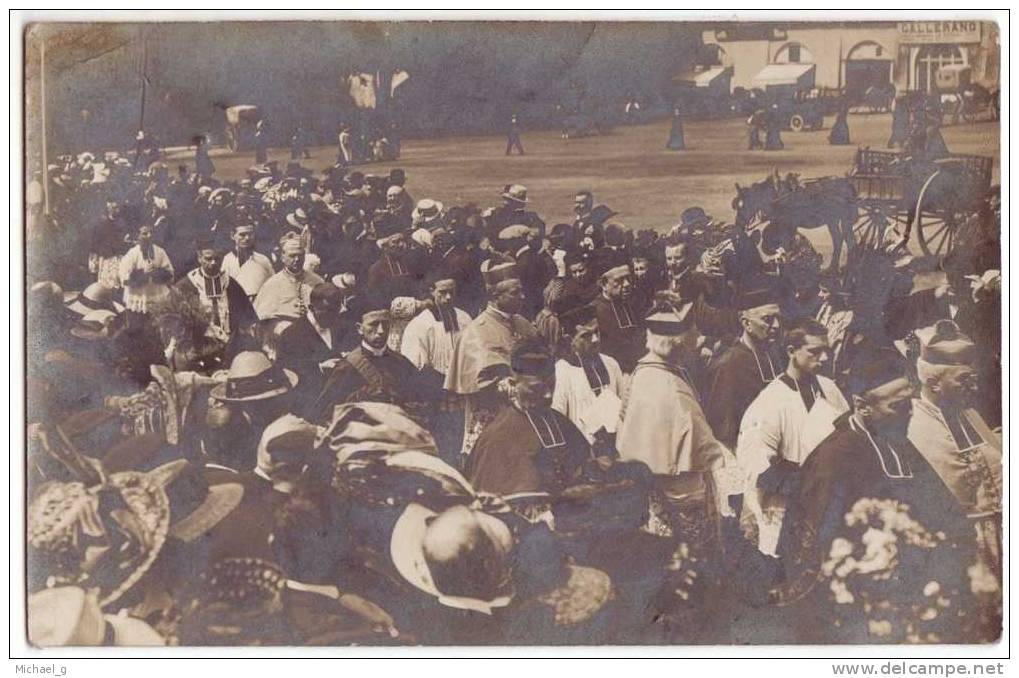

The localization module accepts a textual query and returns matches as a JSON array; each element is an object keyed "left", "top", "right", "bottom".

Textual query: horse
[{"left": 733, "top": 171, "right": 859, "bottom": 272}]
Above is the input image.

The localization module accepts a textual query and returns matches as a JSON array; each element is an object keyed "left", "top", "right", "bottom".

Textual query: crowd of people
[{"left": 25, "top": 127, "right": 1001, "bottom": 647}]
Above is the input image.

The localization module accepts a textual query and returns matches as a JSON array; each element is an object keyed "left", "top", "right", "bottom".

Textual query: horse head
[{"left": 733, "top": 176, "right": 778, "bottom": 230}]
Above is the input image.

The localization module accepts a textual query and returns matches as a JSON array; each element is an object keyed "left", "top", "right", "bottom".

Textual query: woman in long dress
[{"left": 666, "top": 107, "right": 685, "bottom": 150}]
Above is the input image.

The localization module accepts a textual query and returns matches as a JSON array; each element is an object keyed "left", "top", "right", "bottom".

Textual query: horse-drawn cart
[{"left": 849, "top": 147, "right": 994, "bottom": 257}]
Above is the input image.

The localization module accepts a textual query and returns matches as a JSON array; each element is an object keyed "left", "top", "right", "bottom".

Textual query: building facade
[{"left": 699, "top": 21, "right": 999, "bottom": 95}]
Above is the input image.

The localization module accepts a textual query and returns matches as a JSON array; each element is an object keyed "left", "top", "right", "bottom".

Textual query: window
[
  {"left": 773, "top": 42, "right": 813, "bottom": 65},
  {"left": 915, "top": 45, "right": 966, "bottom": 91}
]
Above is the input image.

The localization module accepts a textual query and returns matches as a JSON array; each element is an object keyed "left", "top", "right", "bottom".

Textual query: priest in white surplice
[{"left": 737, "top": 318, "right": 849, "bottom": 557}]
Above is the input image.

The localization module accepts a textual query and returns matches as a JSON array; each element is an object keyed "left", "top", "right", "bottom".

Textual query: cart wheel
[
  {"left": 852, "top": 207, "right": 890, "bottom": 250},
  {"left": 915, "top": 208, "right": 962, "bottom": 257},
  {"left": 790, "top": 114, "right": 806, "bottom": 132}
]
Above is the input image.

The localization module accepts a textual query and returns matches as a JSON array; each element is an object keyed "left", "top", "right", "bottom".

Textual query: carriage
[
  {"left": 935, "top": 65, "right": 1000, "bottom": 125},
  {"left": 732, "top": 147, "right": 994, "bottom": 272},
  {"left": 848, "top": 147, "right": 994, "bottom": 258}
]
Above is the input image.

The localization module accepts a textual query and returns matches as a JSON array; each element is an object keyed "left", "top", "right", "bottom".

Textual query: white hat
[
  {"left": 29, "top": 587, "right": 164, "bottom": 647},
  {"left": 412, "top": 199, "right": 444, "bottom": 225},
  {"left": 390, "top": 503, "right": 515, "bottom": 615},
  {"left": 386, "top": 185, "right": 404, "bottom": 198},
  {"left": 501, "top": 184, "right": 529, "bottom": 203}
]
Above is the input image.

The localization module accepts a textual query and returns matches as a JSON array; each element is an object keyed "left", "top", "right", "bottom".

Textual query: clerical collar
[
  {"left": 779, "top": 372, "right": 820, "bottom": 411},
  {"left": 235, "top": 248, "right": 253, "bottom": 266},
  {"left": 361, "top": 342, "right": 388, "bottom": 357},
  {"left": 430, "top": 305, "right": 460, "bottom": 333},
  {"left": 742, "top": 334, "right": 778, "bottom": 382},
  {"left": 571, "top": 352, "right": 609, "bottom": 394},
  {"left": 849, "top": 415, "right": 913, "bottom": 479},
  {"left": 603, "top": 296, "right": 634, "bottom": 329},
  {"left": 923, "top": 395, "right": 987, "bottom": 452},
  {"left": 522, "top": 409, "right": 566, "bottom": 449}
]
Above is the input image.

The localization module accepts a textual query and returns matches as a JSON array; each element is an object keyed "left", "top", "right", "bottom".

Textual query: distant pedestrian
[
  {"left": 194, "top": 134, "right": 215, "bottom": 179},
  {"left": 747, "top": 109, "right": 765, "bottom": 150},
  {"left": 764, "top": 105, "right": 784, "bottom": 151},
  {"left": 254, "top": 120, "right": 268, "bottom": 164},
  {"left": 505, "top": 114, "right": 525, "bottom": 156},
  {"left": 666, "top": 107, "right": 685, "bottom": 150},
  {"left": 888, "top": 95, "right": 909, "bottom": 148},
  {"left": 828, "top": 105, "right": 851, "bottom": 145}
]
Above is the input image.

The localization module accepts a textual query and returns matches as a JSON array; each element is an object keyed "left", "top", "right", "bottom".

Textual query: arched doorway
[
  {"left": 844, "top": 41, "right": 892, "bottom": 96},
  {"left": 914, "top": 45, "right": 966, "bottom": 92}
]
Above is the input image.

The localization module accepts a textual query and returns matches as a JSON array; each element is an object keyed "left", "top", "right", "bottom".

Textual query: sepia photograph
[{"left": 18, "top": 11, "right": 1003, "bottom": 655}]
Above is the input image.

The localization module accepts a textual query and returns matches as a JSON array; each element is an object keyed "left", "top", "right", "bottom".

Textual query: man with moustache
[
  {"left": 315, "top": 300, "right": 428, "bottom": 420},
  {"left": 616, "top": 304, "right": 728, "bottom": 498}
]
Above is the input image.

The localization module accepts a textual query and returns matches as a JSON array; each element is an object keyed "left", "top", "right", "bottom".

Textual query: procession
[{"left": 23, "top": 20, "right": 1002, "bottom": 649}]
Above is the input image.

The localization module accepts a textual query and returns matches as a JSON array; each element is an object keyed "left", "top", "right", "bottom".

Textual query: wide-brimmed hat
[
  {"left": 390, "top": 503, "right": 515, "bottom": 615},
  {"left": 411, "top": 199, "right": 444, "bottom": 226},
  {"left": 69, "top": 309, "right": 120, "bottom": 341},
  {"left": 210, "top": 351, "right": 298, "bottom": 402},
  {"left": 28, "top": 587, "right": 165, "bottom": 646},
  {"left": 501, "top": 184, "right": 529, "bottom": 203},
  {"left": 27, "top": 461, "right": 187, "bottom": 607}
]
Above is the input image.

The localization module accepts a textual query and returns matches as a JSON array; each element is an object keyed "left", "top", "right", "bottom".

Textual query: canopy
[
  {"left": 672, "top": 66, "right": 730, "bottom": 88},
  {"left": 751, "top": 63, "right": 816, "bottom": 89}
]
